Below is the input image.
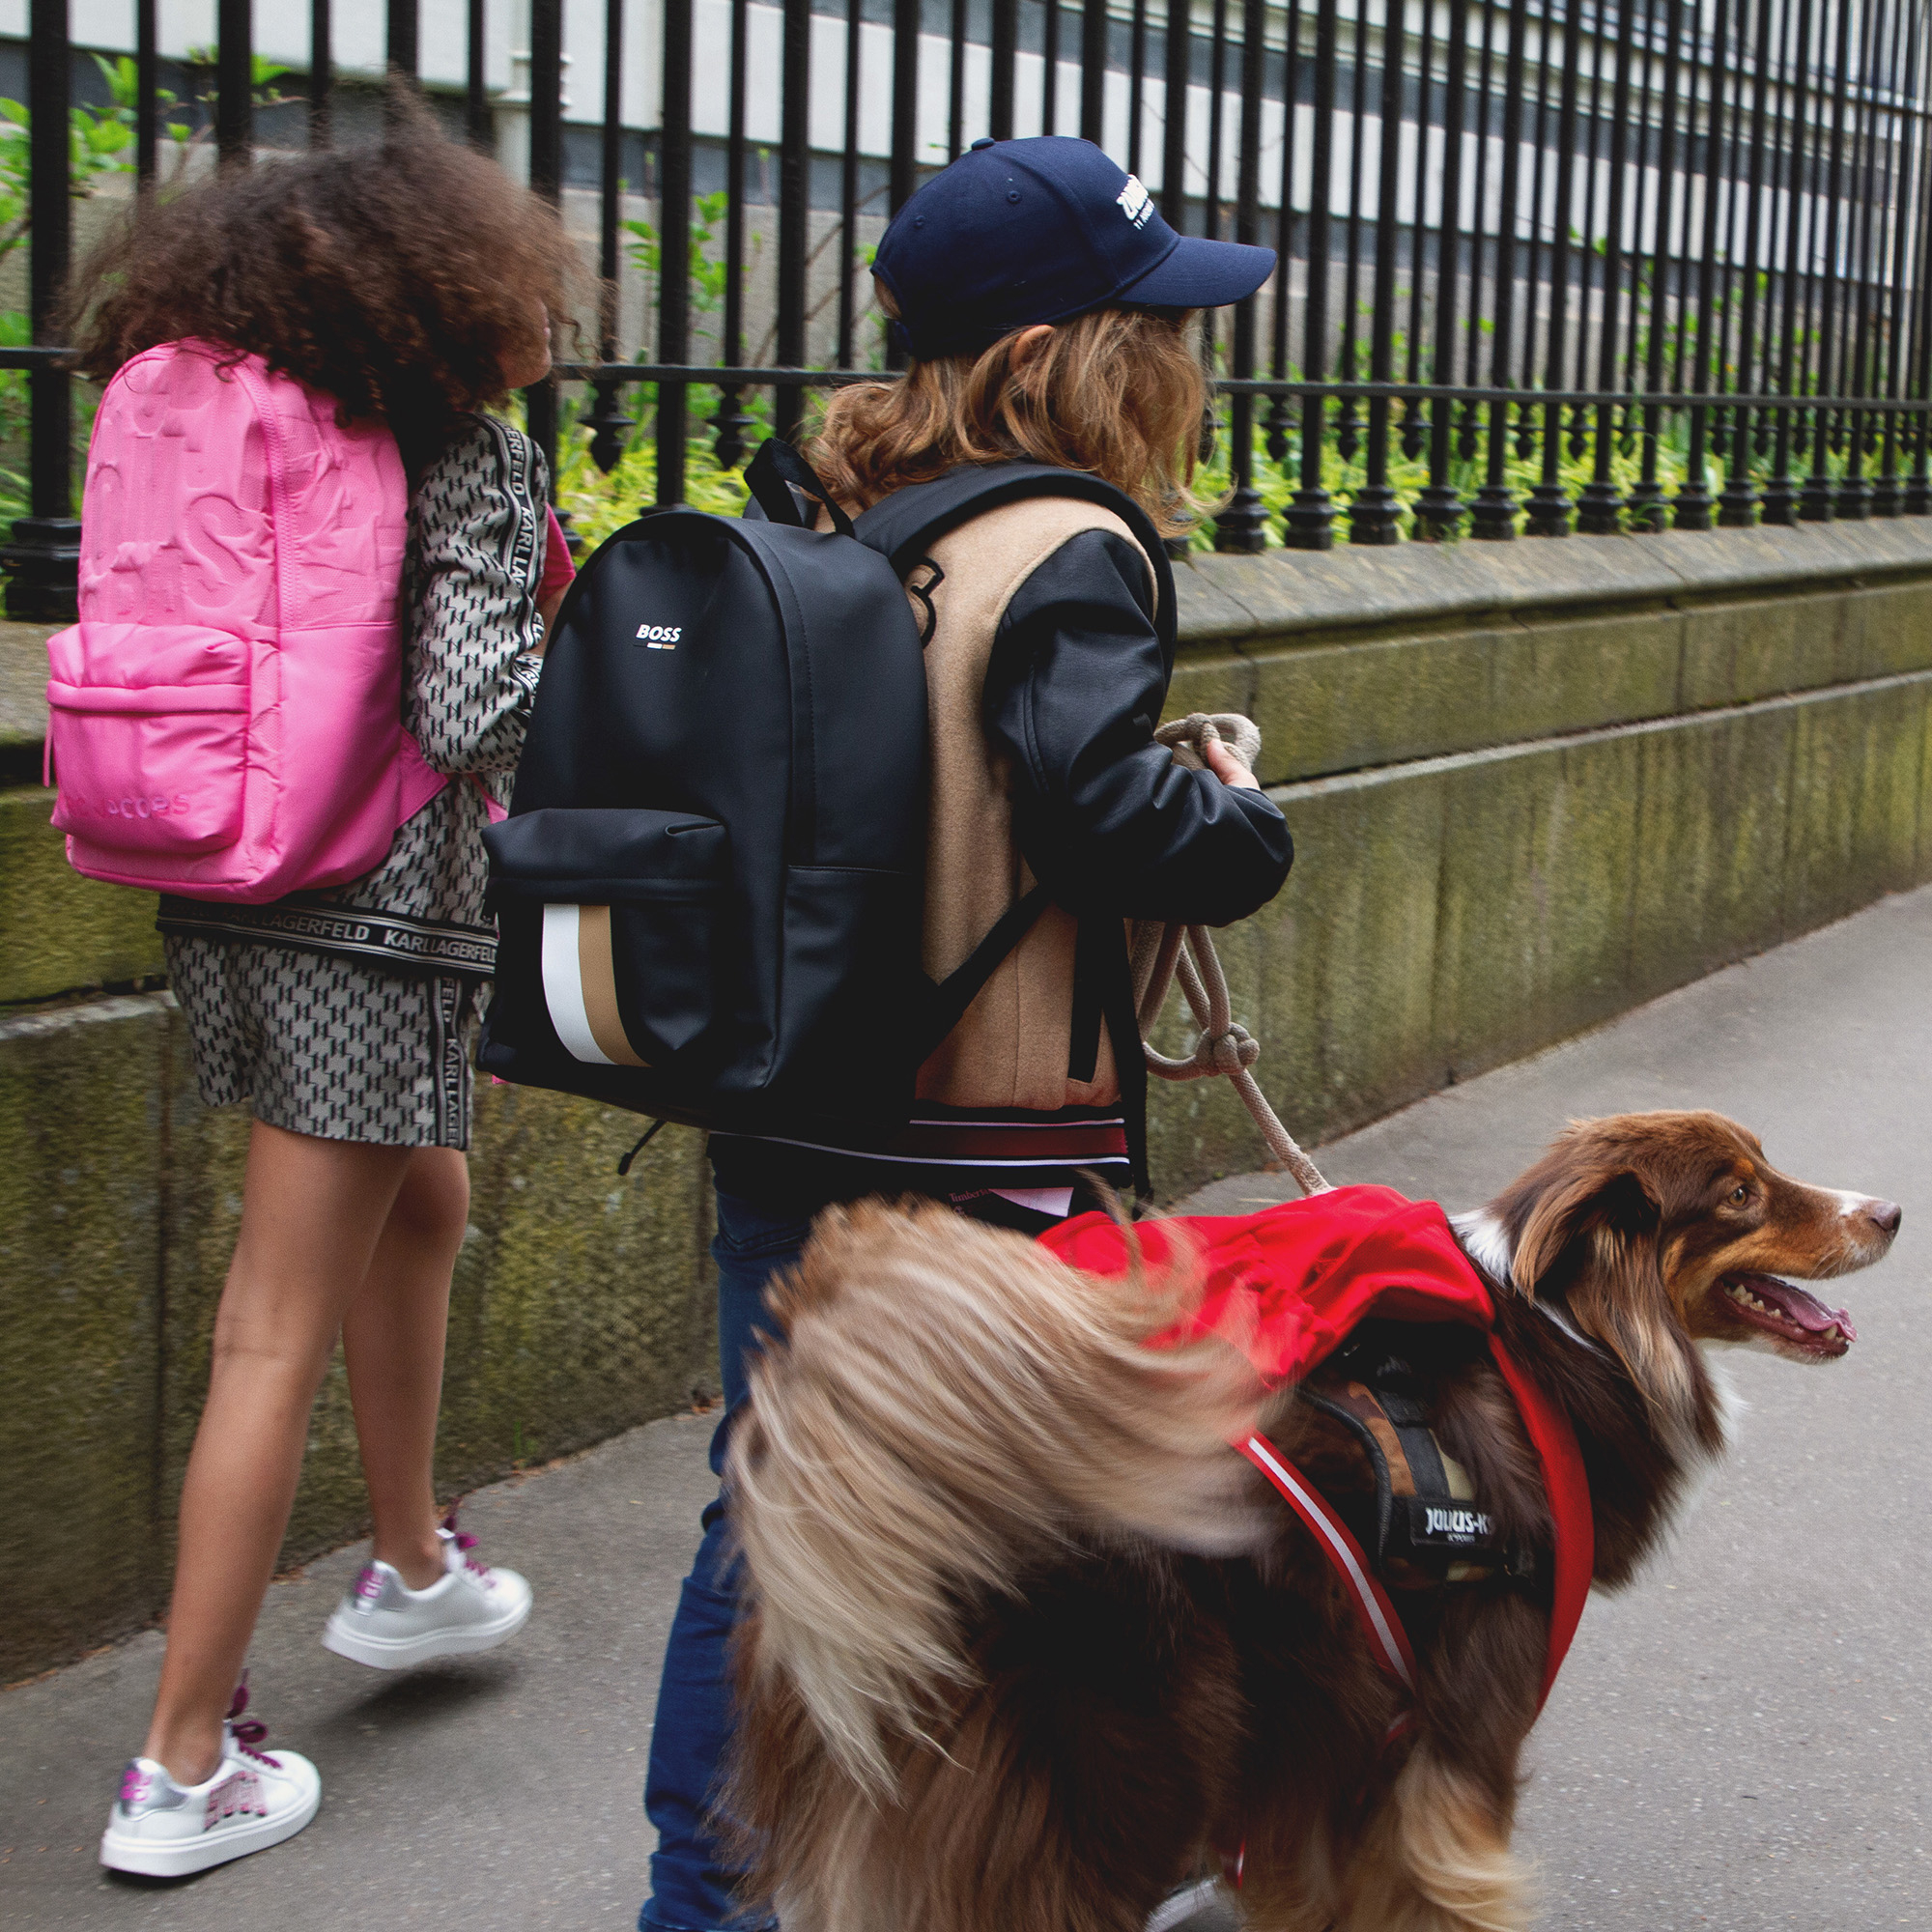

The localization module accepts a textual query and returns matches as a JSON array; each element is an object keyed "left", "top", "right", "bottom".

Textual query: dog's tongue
[{"left": 1735, "top": 1272, "right": 1858, "bottom": 1342}]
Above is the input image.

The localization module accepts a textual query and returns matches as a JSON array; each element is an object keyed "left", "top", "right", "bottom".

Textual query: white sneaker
[
  {"left": 321, "top": 1508, "right": 532, "bottom": 1669},
  {"left": 99, "top": 1682, "right": 320, "bottom": 1878}
]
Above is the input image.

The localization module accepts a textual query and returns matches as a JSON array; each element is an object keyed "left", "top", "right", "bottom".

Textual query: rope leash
[{"left": 1136, "top": 714, "right": 1331, "bottom": 1199}]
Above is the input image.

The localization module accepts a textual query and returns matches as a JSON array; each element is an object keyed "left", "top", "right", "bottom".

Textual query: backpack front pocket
[
  {"left": 485, "top": 808, "right": 729, "bottom": 1068},
  {"left": 45, "top": 623, "right": 250, "bottom": 860}
]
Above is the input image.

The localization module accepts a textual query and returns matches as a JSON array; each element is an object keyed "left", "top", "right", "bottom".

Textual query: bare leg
[
  {"left": 342, "top": 1148, "right": 470, "bottom": 1590},
  {"left": 141, "top": 1122, "right": 416, "bottom": 1785}
]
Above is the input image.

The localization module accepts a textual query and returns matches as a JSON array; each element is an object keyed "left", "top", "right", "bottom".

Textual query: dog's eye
[{"left": 1730, "top": 1185, "right": 1749, "bottom": 1205}]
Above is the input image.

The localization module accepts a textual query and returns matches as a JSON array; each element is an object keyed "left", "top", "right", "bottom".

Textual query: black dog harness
[{"left": 1299, "top": 1332, "right": 1536, "bottom": 1588}]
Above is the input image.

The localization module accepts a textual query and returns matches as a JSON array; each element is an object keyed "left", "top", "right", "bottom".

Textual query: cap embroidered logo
[
  {"left": 635, "top": 624, "right": 682, "bottom": 650},
  {"left": 872, "top": 139, "right": 1274, "bottom": 357}
]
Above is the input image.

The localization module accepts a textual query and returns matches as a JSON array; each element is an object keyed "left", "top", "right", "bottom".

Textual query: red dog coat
[{"left": 1039, "top": 1185, "right": 1592, "bottom": 1710}]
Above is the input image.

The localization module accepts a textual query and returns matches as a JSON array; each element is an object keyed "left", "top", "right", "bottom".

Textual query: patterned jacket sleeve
[{"left": 404, "top": 414, "right": 549, "bottom": 776}]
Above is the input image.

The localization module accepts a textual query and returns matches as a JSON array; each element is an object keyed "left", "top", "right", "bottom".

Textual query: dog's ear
[
  {"left": 1511, "top": 1163, "right": 1660, "bottom": 1301},
  {"left": 1511, "top": 1156, "right": 1695, "bottom": 1416}
]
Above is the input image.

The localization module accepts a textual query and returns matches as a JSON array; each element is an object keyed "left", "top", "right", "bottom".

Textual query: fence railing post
[
  {"left": 22, "top": 0, "right": 1932, "bottom": 559},
  {"left": 1760, "top": 0, "right": 1810, "bottom": 526},
  {"left": 1283, "top": 0, "right": 1338, "bottom": 549},
  {"left": 585, "top": 0, "right": 635, "bottom": 473},
  {"left": 217, "top": 0, "right": 254, "bottom": 163},
  {"left": 1160, "top": 0, "right": 1188, "bottom": 229},
  {"left": 1577, "top": 0, "right": 1637, "bottom": 533},
  {"left": 717, "top": 0, "right": 753, "bottom": 464},
  {"left": 1414, "top": 0, "right": 1470, "bottom": 538},
  {"left": 312, "top": 0, "right": 334, "bottom": 146},
  {"left": 1908, "top": 26, "right": 1932, "bottom": 514},
  {"left": 1264, "top": 0, "right": 1301, "bottom": 480},
  {"left": 1081, "top": 0, "right": 1108, "bottom": 143},
  {"left": 991, "top": 0, "right": 1017, "bottom": 140},
  {"left": 1468, "top": 0, "right": 1527, "bottom": 539},
  {"left": 1717, "top": 0, "right": 1774, "bottom": 526},
  {"left": 775, "top": 0, "right": 811, "bottom": 440},
  {"left": 836, "top": 0, "right": 862, "bottom": 367},
  {"left": 1526, "top": 0, "right": 1584, "bottom": 534},
  {"left": 388, "top": 0, "right": 419, "bottom": 78},
  {"left": 465, "top": 0, "right": 488, "bottom": 146},
  {"left": 1873, "top": 0, "right": 1922, "bottom": 516},
  {"left": 656, "top": 0, "right": 693, "bottom": 504},
  {"left": 1215, "top": 0, "right": 1269, "bottom": 550},
  {"left": 0, "top": 0, "right": 79, "bottom": 621},
  {"left": 1799, "top": 0, "right": 1854, "bottom": 523},
  {"left": 136, "top": 0, "right": 159, "bottom": 181},
  {"left": 1347, "top": 0, "right": 1406, "bottom": 544},
  {"left": 887, "top": 0, "right": 918, "bottom": 370},
  {"left": 526, "top": 0, "right": 563, "bottom": 504}
]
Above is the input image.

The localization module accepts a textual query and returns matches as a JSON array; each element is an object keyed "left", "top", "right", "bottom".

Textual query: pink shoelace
[
  {"left": 441, "top": 1502, "right": 495, "bottom": 1582},
  {"left": 224, "top": 1675, "right": 281, "bottom": 1769}
]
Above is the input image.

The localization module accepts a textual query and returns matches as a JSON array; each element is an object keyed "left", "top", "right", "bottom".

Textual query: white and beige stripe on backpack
[{"left": 540, "top": 903, "right": 648, "bottom": 1066}]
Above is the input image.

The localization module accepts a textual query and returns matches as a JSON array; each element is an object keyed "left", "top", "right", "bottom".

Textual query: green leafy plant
[
  {"left": 0, "top": 53, "right": 154, "bottom": 264},
  {"left": 623, "top": 189, "right": 738, "bottom": 327},
  {"left": 554, "top": 404, "right": 758, "bottom": 548}
]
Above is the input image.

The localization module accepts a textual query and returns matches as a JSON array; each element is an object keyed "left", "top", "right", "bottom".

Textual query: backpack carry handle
[{"left": 746, "top": 438, "right": 857, "bottom": 539}]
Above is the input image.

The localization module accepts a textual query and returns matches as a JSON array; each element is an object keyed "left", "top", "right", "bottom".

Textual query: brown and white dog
[{"left": 723, "top": 1111, "right": 1899, "bottom": 1932}]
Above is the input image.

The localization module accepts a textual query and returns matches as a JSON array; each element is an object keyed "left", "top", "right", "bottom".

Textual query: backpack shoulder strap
[
  {"left": 209, "top": 348, "right": 302, "bottom": 635},
  {"left": 853, "top": 463, "right": 1178, "bottom": 654}
]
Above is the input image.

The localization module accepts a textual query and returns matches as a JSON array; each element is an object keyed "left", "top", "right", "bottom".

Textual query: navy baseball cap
[{"left": 873, "top": 135, "right": 1276, "bottom": 360}]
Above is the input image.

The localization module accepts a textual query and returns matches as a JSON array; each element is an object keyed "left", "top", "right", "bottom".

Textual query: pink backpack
[{"left": 44, "top": 339, "right": 445, "bottom": 901}]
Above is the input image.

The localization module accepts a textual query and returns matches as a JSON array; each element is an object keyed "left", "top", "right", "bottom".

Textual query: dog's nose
[{"left": 1868, "top": 1199, "right": 1903, "bottom": 1236}]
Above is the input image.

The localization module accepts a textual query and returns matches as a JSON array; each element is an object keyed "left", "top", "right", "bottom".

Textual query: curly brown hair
[
  {"left": 807, "top": 300, "right": 1208, "bottom": 536},
  {"left": 66, "top": 104, "right": 575, "bottom": 467}
]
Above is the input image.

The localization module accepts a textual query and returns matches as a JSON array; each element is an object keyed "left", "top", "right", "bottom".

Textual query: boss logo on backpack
[{"left": 635, "top": 624, "right": 683, "bottom": 649}]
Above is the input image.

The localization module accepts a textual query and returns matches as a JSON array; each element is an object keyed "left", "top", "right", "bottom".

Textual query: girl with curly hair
[{"left": 71, "top": 114, "right": 576, "bottom": 1878}]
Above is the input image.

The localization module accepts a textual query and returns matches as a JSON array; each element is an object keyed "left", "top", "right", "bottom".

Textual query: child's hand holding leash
[
  {"left": 1157, "top": 711, "right": 1263, "bottom": 791},
  {"left": 1202, "top": 734, "right": 1260, "bottom": 791}
]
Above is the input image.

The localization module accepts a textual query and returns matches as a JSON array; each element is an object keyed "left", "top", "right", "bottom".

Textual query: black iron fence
[{"left": 7, "top": 0, "right": 1932, "bottom": 614}]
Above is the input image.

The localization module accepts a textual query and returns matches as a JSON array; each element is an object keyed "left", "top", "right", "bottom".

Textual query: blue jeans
[
  {"left": 638, "top": 1181, "right": 1090, "bottom": 1929},
  {"left": 639, "top": 1190, "right": 811, "bottom": 1932}
]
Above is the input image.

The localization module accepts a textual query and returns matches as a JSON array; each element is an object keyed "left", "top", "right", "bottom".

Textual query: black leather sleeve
[{"left": 984, "top": 528, "right": 1294, "bottom": 924}]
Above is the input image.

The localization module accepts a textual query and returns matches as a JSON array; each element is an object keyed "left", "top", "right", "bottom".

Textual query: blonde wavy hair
[{"left": 807, "top": 300, "right": 1208, "bottom": 537}]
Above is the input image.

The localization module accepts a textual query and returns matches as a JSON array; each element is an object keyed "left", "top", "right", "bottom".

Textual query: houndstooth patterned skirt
[{"left": 166, "top": 933, "right": 480, "bottom": 1149}]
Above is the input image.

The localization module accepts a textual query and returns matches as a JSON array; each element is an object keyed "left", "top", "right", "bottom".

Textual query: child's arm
[
  {"left": 406, "top": 417, "right": 550, "bottom": 774},
  {"left": 984, "top": 529, "right": 1293, "bottom": 925}
]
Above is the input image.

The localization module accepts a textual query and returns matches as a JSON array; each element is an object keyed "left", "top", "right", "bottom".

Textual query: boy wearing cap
[{"left": 639, "top": 135, "right": 1289, "bottom": 1932}]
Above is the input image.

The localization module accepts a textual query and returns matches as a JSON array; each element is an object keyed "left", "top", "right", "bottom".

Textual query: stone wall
[
  {"left": 0, "top": 992, "right": 716, "bottom": 1684},
  {"left": 1143, "top": 519, "right": 1932, "bottom": 1185},
  {"left": 9, "top": 516, "right": 1932, "bottom": 1680}
]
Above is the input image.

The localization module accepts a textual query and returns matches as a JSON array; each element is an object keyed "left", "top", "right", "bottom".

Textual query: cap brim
[{"left": 1115, "top": 234, "right": 1277, "bottom": 311}]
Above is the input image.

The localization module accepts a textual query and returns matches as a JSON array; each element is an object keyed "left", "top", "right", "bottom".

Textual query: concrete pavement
[{"left": 8, "top": 883, "right": 1932, "bottom": 1930}]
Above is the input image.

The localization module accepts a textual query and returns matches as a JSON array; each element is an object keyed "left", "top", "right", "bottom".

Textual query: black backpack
[{"left": 477, "top": 440, "right": 1176, "bottom": 1158}]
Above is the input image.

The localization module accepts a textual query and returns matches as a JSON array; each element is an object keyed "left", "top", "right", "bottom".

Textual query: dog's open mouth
[{"left": 1721, "top": 1272, "right": 1857, "bottom": 1356}]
